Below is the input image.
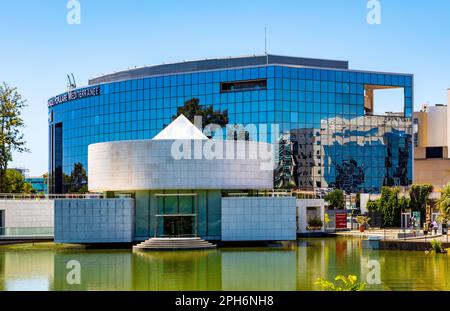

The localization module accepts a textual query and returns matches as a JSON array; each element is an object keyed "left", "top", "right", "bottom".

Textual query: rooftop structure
[{"left": 89, "top": 54, "right": 349, "bottom": 85}]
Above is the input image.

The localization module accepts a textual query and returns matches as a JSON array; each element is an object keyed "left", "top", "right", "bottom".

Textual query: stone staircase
[{"left": 133, "top": 237, "right": 217, "bottom": 251}]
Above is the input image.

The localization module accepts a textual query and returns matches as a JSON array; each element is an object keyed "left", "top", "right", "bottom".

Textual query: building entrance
[
  {"left": 159, "top": 215, "right": 195, "bottom": 237},
  {"left": 154, "top": 193, "right": 198, "bottom": 238}
]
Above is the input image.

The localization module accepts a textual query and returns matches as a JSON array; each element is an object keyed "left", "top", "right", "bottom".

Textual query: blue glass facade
[
  {"left": 49, "top": 56, "right": 413, "bottom": 194},
  {"left": 25, "top": 177, "right": 48, "bottom": 194}
]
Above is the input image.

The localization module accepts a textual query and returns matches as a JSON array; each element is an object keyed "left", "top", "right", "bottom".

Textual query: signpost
[{"left": 335, "top": 213, "right": 347, "bottom": 230}]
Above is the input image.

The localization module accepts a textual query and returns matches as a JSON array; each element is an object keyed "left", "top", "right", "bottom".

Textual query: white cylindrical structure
[{"left": 88, "top": 139, "right": 274, "bottom": 192}]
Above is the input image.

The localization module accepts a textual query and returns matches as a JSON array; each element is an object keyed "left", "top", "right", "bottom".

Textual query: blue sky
[{"left": 0, "top": 0, "right": 449, "bottom": 175}]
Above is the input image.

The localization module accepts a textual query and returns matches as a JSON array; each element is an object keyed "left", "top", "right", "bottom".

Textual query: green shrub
[
  {"left": 431, "top": 240, "right": 445, "bottom": 253},
  {"left": 315, "top": 275, "right": 365, "bottom": 291},
  {"left": 324, "top": 189, "right": 344, "bottom": 210},
  {"left": 308, "top": 218, "right": 323, "bottom": 227},
  {"left": 356, "top": 216, "right": 371, "bottom": 226}
]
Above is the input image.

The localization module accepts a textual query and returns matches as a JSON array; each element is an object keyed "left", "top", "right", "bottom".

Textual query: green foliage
[
  {"left": 366, "top": 200, "right": 380, "bottom": 211},
  {"left": 308, "top": 218, "right": 323, "bottom": 228},
  {"left": 22, "top": 181, "right": 35, "bottom": 194},
  {"left": 0, "top": 82, "right": 29, "bottom": 193},
  {"left": 315, "top": 275, "right": 365, "bottom": 291},
  {"left": 367, "top": 187, "right": 406, "bottom": 227},
  {"left": 65, "top": 162, "right": 88, "bottom": 194},
  {"left": 174, "top": 98, "right": 229, "bottom": 129},
  {"left": 409, "top": 184, "right": 433, "bottom": 211},
  {"left": 431, "top": 240, "right": 444, "bottom": 253},
  {"left": 2, "top": 169, "right": 35, "bottom": 194},
  {"left": 409, "top": 184, "right": 433, "bottom": 225},
  {"left": 437, "top": 183, "right": 450, "bottom": 224},
  {"left": 324, "top": 213, "right": 330, "bottom": 225},
  {"left": 324, "top": 189, "right": 344, "bottom": 210},
  {"left": 356, "top": 215, "right": 371, "bottom": 226}
]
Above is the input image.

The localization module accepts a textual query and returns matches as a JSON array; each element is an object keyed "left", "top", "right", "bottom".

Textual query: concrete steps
[{"left": 133, "top": 237, "right": 216, "bottom": 251}]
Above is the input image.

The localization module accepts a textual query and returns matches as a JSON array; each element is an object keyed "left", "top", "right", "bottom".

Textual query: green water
[{"left": 0, "top": 238, "right": 449, "bottom": 291}]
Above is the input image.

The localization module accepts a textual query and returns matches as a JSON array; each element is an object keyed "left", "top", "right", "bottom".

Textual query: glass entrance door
[
  {"left": 153, "top": 192, "right": 198, "bottom": 238},
  {"left": 161, "top": 216, "right": 195, "bottom": 237}
]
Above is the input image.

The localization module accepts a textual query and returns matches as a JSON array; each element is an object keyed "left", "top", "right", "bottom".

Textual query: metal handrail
[
  {"left": 0, "top": 193, "right": 103, "bottom": 200},
  {"left": 0, "top": 227, "right": 54, "bottom": 237}
]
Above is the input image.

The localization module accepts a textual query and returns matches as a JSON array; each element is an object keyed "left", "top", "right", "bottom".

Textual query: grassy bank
[{"left": 0, "top": 242, "right": 87, "bottom": 251}]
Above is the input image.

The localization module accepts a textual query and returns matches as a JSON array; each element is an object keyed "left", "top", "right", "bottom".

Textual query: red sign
[{"left": 335, "top": 213, "right": 347, "bottom": 229}]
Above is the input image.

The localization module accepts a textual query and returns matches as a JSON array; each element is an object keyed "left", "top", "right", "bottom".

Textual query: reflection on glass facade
[{"left": 49, "top": 55, "right": 413, "bottom": 194}]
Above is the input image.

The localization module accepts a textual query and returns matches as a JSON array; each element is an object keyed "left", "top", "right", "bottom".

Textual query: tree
[
  {"left": 366, "top": 200, "right": 380, "bottom": 212},
  {"left": 66, "top": 163, "right": 88, "bottom": 193},
  {"left": 0, "top": 83, "right": 28, "bottom": 193},
  {"left": 437, "top": 183, "right": 450, "bottom": 224},
  {"left": 379, "top": 187, "right": 401, "bottom": 227},
  {"left": 173, "top": 98, "right": 229, "bottom": 129},
  {"left": 3, "top": 169, "right": 34, "bottom": 194},
  {"left": 409, "top": 183, "right": 433, "bottom": 224},
  {"left": 324, "top": 189, "right": 345, "bottom": 210},
  {"left": 367, "top": 187, "right": 407, "bottom": 227},
  {"left": 23, "top": 182, "right": 35, "bottom": 194}
]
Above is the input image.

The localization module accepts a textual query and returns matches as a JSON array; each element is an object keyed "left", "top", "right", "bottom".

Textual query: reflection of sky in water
[{"left": 6, "top": 278, "right": 49, "bottom": 291}]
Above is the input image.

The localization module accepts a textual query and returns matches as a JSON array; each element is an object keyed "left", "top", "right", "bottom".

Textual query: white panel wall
[
  {"left": 221, "top": 197, "right": 296, "bottom": 241},
  {"left": 297, "top": 199, "right": 325, "bottom": 234},
  {"left": 427, "top": 105, "right": 447, "bottom": 147},
  {"left": 54, "top": 199, "right": 134, "bottom": 243},
  {"left": 88, "top": 140, "right": 274, "bottom": 192},
  {"left": 447, "top": 89, "right": 450, "bottom": 152},
  {"left": 0, "top": 200, "right": 54, "bottom": 228}
]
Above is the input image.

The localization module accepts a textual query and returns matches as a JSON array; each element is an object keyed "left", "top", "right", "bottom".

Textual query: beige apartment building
[{"left": 414, "top": 89, "right": 450, "bottom": 189}]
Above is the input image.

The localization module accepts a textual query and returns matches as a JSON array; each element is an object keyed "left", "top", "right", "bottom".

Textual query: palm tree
[{"left": 437, "top": 183, "right": 450, "bottom": 226}]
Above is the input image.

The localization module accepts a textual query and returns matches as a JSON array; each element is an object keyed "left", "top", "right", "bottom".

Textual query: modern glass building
[
  {"left": 25, "top": 177, "right": 48, "bottom": 194},
  {"left": 48, "top": 54, "right": 413, "bottom": 194}
]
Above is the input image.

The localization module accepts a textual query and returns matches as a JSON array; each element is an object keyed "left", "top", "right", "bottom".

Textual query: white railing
[{"left": 0, "top": 193, "right": 103, "bottom": 201}]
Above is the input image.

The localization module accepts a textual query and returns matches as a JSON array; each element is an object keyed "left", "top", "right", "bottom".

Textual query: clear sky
[{"left": 0, "top": 0, "right": 449, "bottom": 175}]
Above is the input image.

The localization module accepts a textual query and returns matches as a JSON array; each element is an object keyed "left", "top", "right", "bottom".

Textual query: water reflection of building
[
  {"left": 53, "top": 252, "right": 133, "bottom": 291},
  {"left": 132, "top": 251, "right": 222, "bottom": 291},
  {"left": 296, "top": 240, "right": 327, "bottom": 290},
  {"left": 52, "top": 249, "right": 296, "bottom": 291},
  {"left": 221, "top": 250, "right": 296, "bottom": 291},
  {"left": 0, "top": 251, "right": 54, "bottom": 291}
]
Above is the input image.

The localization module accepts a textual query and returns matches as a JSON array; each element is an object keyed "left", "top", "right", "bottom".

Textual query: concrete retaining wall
[
  {"left": 0, "top": 200, "right": 54, "bottom": 229},
  {"left": 221, "top": 197, "right": 296, "bottom": 241},
  {"left": 296, "top": 199, "right": 325, "bottom": 234},
  {"left": 379, "top": 240, "right": 450, "bottom": 251},
  {"left": 54, "top": 199, "right": 135, "bottom": 243}
]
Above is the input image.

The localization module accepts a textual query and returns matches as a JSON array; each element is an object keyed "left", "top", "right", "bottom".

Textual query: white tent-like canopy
[{"left": 152, "top": 114, "right": 208, "bottom": 140}]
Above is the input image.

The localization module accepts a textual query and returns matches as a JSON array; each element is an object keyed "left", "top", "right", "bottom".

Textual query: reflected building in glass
[{"left": 48, "top": 54, "right": 413, "bottom": 194}]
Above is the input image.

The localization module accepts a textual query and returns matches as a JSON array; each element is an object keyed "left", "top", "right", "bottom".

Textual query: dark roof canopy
[{"left": 89, "top": 54, "right": 349, "bottom": 85}]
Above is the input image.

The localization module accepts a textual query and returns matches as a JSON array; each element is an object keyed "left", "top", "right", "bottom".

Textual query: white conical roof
[{"left": 153, "top": 114, "right": 208, "bottom": 140}]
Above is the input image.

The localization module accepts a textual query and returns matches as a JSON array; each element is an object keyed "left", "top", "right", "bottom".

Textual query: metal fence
[{"left": 0, "top": 193, "right": 103, "bottom": 201}]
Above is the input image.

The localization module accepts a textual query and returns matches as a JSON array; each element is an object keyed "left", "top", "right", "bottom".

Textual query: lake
[{"left": 0, "top": 237, "right": 449, "bottom": 291}]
